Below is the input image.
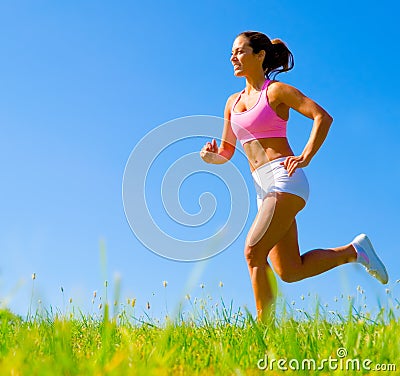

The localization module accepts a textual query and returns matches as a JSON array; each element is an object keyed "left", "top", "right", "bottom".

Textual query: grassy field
[{"left": 0, "top": 293, "right": 399, "bottom": 376}]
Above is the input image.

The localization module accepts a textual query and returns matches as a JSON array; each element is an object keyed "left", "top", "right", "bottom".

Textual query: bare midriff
[{"left": 243, "top": 137, "right": 294, "bottom": 172}]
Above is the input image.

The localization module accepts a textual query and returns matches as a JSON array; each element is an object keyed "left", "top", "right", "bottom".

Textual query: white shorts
[{"left": 252, "top": 157, "right": 310, "bottom": 209}]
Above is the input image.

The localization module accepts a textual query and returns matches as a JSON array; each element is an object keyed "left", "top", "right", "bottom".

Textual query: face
[{"left": 230, "top": 36, "right": 264, "bottom": 77}]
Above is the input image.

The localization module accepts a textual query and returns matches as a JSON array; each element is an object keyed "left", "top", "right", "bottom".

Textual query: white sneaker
[{"left": 352, "top": 234, "right": 388, "bottom": 284}]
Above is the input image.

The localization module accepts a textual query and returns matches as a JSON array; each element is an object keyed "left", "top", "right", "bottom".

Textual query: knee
[
  {"left": 244, "top": 244, "right": 267, "bottom": 268},
  {"left": 275, "top": 268, "right": 298, "bottom": 283}
]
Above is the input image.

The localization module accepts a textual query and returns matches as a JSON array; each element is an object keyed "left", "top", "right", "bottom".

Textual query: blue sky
[{"left": 1, "top": 1, "right": 399, "bottom": 319}]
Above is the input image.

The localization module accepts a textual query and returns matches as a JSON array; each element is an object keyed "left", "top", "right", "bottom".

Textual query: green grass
[{"left": 0, "top": 296, "right": 399, "bottom": 376}]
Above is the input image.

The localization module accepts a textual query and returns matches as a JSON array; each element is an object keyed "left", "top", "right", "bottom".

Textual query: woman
[{"left": 200, "top": 31, "right": 388, "bottom": 322}]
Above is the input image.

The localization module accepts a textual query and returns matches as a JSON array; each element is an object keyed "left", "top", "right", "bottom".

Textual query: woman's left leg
[{"left": 268, "top": 220, "right": 357, "bottom": 283}]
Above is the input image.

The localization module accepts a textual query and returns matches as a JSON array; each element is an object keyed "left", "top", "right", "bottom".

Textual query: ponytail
[{"left": 267, "top": 39, "right": 294, "bottom": 78}]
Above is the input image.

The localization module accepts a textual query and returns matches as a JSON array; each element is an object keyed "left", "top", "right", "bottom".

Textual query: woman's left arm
[{"left": 274, "top": 82, "right": 333, "bottom": 176}]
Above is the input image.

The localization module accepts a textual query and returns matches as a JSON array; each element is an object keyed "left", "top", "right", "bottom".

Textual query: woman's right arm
[{"left": 200, "top": 94, "right": 238, "bottom": 164}]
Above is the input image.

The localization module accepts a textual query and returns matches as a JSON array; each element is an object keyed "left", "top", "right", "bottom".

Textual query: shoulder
[
  {"left": 224, "top": 92, "right": 241, "bottom": 114},
  {"left": 226, "top": 92, "right": 241, "bottom": 106},
  {"left": 222, "top": 92, "right": 241, "bottom": 119},
  {"left": 267, "top": 80, "right": 304, "bottom": 101},
  {"left": 267, "top": 80, "right": 296, "bottom": 94}
]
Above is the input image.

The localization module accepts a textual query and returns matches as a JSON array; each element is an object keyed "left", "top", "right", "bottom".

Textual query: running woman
[{"left": 200, "top": 31, "right": 388, "bottom": 322}]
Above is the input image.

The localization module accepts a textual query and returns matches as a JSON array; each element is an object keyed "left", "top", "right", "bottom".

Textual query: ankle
[{"left": 347, "top": 243, "right": 357, "bottom": 262}]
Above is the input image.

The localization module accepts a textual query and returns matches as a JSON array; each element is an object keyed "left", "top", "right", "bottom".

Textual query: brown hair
[{"left": 237, "top": 31, "right": 294, "bottom": 78}]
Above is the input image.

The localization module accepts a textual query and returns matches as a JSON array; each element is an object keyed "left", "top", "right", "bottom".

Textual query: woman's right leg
[{"left": 245, "top": 192, "right": 306, "bottom": 322}]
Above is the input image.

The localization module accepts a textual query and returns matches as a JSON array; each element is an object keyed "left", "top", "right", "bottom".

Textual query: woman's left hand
[{"left": 280, "top": 155, "right": 309, "bottom": 177}]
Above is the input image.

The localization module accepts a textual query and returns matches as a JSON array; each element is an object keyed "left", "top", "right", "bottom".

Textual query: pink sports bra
[{"left": 230, "top": 79, "right": 287, "bottom": 145}]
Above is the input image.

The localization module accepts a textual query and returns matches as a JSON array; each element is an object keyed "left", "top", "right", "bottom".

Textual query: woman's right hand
[{"left": 200, "top": 139, "right": 219, "bottom": 163}]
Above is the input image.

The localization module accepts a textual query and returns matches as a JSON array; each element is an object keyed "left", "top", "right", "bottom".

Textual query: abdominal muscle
[{"left": 243, "top": 137, "right": 294, "bottom": 172}]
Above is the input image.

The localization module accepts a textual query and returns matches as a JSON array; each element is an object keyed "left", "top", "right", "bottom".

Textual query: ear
[{"left": 258, "top": 50, "right": 266, "bottom": 61}]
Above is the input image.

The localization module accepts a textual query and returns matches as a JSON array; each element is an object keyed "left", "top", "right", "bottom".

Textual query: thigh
[
  {"left": 246, "top": 192, "right": 305, "bottom": 253},
  {"left": 268, "top": 220, "right": 303, "bottom": 276}
]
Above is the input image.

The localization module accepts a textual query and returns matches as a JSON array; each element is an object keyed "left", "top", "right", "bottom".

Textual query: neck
[{"left": 244, "top": 72, "right": 267, "bottom": 94}]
